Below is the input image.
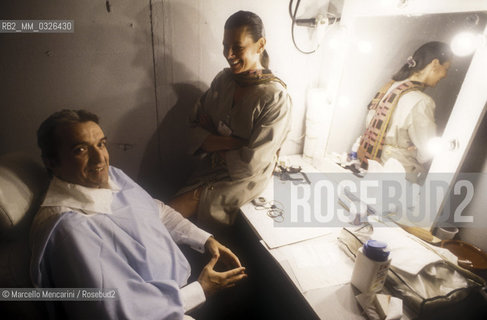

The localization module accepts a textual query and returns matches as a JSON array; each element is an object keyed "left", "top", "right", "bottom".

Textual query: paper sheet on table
[
  {"left": 241, "top": 202, "right": 332, "bottom": 248},
  {"left": 372, "top": 227, "right": 457, "bottom": 275},
  {"left": 278, "top": 239, "right": 354, "bottom": 292}
]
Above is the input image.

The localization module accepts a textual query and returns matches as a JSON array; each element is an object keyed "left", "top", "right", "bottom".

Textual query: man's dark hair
[{"left": 37, "top": 109, "right": 99, "bottom": 164}]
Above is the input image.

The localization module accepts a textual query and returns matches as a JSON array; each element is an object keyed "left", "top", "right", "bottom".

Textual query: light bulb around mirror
[
  {"left": 427, "top": 137, "right": 446, "bottom": 156},
  {"left": 450, "top": 32, "right": 480, "bottom": 56}
]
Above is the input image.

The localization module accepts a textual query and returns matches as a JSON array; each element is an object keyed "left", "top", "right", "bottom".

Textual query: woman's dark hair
[
  {"left": 393, "top": 41, "right": 452, "bottom": 81},
  {"left": 37, "top": 109, "right": 99, "bottom": 163},
  {"left": 225, "top": 10, "right": 269, "bottom": 69}
]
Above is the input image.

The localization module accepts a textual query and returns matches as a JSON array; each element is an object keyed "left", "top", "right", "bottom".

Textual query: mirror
[
  {"left": 320, "top": 8, "right": 487, "bottom": 229},
  {"left": 326, "top": 11, "right": 486, "bottom": 163}
]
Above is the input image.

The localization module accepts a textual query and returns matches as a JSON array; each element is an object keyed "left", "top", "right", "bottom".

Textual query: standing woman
[
  {"left": 169, "top": 11, "right": 292, "bottom": 227},
  {"left": 357, "top": 41, "right": 452, "bottom": 183}
]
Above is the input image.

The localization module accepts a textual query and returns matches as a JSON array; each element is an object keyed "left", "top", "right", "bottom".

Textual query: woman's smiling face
[{"left": 223, "top": 26, "right": 265, "bottom": 74}]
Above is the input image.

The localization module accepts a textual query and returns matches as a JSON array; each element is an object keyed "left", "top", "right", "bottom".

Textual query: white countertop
[{"left": 240, "top": 154, "right": 418, "bottom": 319}]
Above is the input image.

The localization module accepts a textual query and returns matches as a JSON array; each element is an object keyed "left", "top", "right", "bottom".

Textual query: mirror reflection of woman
[
  {"left": 357, "top": 41, "right": 452, "bottom": 183},
  {"left": 169, "top": 11, "right": 291, "bottom": 228}
]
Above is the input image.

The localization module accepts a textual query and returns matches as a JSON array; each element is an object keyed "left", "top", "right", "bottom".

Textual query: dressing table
[{"left": 239, "top": 155, "right": 486, "bottom": 319}]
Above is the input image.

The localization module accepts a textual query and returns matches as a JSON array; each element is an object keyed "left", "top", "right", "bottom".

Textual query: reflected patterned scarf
[
  {"left": 357, "top": 80, "right": 425, "bottom": 168},
  {"left": 230, "top": 68, "right": 287, "bottom": 88}
]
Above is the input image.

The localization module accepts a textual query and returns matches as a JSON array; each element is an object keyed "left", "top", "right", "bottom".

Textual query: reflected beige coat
[
  {"left": 182, "top": 69, "right": 292, "bottom": 225},
  {"left": 366, "top": 81, "right": 436, "bottom": 183}
]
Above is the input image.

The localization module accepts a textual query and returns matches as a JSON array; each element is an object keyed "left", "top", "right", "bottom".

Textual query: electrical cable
[
  {"left": 288, "top": 0, "right": 294, "bottom": 20},
  {"left": 289, "top": 0, "right": 318, "bottom": 54}
]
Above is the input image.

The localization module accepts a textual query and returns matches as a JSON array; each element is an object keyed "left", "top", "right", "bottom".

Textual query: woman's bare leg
[{"left": 168, "top": 187, "right": 202, "bottom": 218}]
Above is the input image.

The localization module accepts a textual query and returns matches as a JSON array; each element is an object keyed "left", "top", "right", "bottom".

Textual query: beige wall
[{"left": 0, "top": 0, "right": 158, "bottom": 182}]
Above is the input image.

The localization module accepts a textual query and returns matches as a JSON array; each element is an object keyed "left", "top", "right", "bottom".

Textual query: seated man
[{"left": 30, "top": 109, "right": 247, "bottom": 319}]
